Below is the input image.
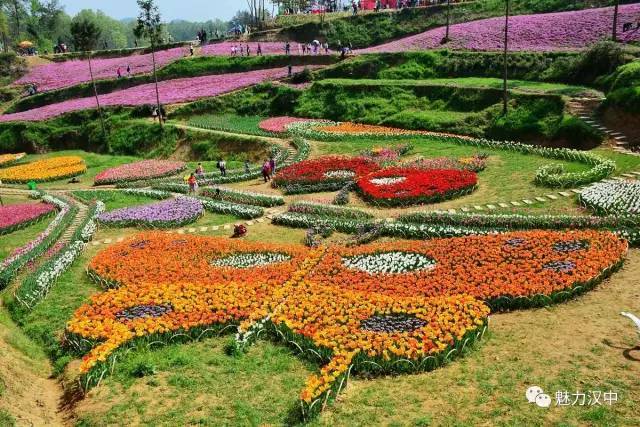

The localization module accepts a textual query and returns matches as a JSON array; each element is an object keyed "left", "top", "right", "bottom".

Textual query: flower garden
[{"left": 1, "top": 3, "right": 640, "bottom": 425}]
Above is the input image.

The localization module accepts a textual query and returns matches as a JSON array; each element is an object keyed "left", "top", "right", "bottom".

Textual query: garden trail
[{"left": 0, "top": 305, "right": 67, "bottom": 426}]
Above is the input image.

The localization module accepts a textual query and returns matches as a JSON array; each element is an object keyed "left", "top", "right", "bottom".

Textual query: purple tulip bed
[
  {"left": 1, "top": 67, "right": 313, "bottom": 122},
  {"left": 97, "top": 197, "right": 204, "bottom": 229},
  {"left": 360, "top": 4, "right": 640, "bottom": 53}
]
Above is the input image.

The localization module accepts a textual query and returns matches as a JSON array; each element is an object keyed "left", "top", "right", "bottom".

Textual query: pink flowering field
[
  {"left": 360, "top": 4, "right": 640, "bottom": 53},
  {"left": 0, "top": 202, "right": 56, "bottom": 234},
  {"left": 15, "top": 47, "right": 188, "bottom": 92},
  {"left": 258, "top": 116, "right": 323, "bottom": 133},
  {"left": 95, "top": 160, "right": 186, "bottom": 185},
  {"left": 1, "top": 67, "right": 312, "bottom": 122}
]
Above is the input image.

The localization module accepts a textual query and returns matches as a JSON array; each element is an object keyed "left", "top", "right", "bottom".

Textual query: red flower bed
[
  {"left": 0, "top": 202, "right": 56, "bottom": 235},
  {"left": 258, "top": 117, "right": 323, "bottom": 133},
  {"left": 274, "top": 156, "right": 380, "bottom": 189},
  {"left": 357, "top": 167, "right": 477, "bottom": 206}
]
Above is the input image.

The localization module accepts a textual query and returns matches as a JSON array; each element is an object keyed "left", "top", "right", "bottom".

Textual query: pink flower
[{"left": 95, "top": 160, "right": 186, "bottom": 185}]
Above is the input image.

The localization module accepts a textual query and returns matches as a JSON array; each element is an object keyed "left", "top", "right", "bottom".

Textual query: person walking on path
[
  {"left": 244, "top": 160, "right": 251, "bottom": 174},
  {"left": 269, "top": 156, "right": 276, "bottom": 176},
  {"left": 218, "top": 158, "right": 227, "bottom": 177},
  {"left": 257, "top": 43, "right": 262, "bottom": 56},
  {"left": 262, "top": 160, "right": 272, "bottom": 183},
  {"left": 195, "top": 162, "right": 204, "bottom": 178},
  {"left": 188, "top": 173, "right": 198, "bottom": 194}
]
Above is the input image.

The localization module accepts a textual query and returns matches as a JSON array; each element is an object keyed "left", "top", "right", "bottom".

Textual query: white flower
[{"left": 342, "top": 251, "right": 436, "bottom": 274}]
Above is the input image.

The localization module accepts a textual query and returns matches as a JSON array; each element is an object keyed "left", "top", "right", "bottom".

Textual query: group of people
[
  {"left": 25, "top": 83, "right": 39, "bottom": 96},
  {"left": 116, "top": 65, "right": 132, "bottom": 79},
  {"left": 230, "top": 44, "right": 263, "bottom": 56},
  {"left": 261, "top": 157, "right": 277, "bottom": 183},
  {"left": 197, "top": 29, "right": 209, "bottom": 46}
]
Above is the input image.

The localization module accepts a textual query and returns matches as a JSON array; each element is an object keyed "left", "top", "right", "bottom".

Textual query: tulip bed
[
  {"left": 356, "top": 167, "right": 478, "bottom": 207},
  {"left": 0, "top": 202, "right": 56, "bottom": 235},
  {"left": 258, "top": 116, "right": 324, "bottom": 134},
  {"left": 0, "top": 156, "right": 87, "bottom": 183},
  {"left": 288, "top": 121, "right": 615, "bottom": 188},
  {"left": 273, "top": 156, "right": 380, "bottom": 194},
  {"left": 94, "top": 160, "right": 186, "bottom": 185},
  {"left": 579, "top": 180, "right": 640, "bottom": 216},
  {"left": 0, "top": 193, "right": 77, "bottom": 289},
  {"left": 65, "top": 227, "right": 625, "bottom": 418},
  {"left": 97, "top": 197, "right": 204, "bottom": 228},
  {"left": 0, "top": 153, "right": 26, "bottom": 168}
]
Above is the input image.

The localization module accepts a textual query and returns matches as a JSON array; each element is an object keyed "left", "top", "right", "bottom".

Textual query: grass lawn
[
  {"left": 321, "top": 77, "right": 601, "bottom": 97},
  {"left": 187, "top": 114, "right": 271, "bottom": 138}
]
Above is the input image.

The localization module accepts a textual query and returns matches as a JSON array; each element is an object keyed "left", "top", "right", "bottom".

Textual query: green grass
[
  {"left": 319, "top": 77, "right": 600, "bottom": 97},
  {"left": 72, "top": 190, "right": 164, "bottom": 211},
  {"left": 187, "top": 114, "right": 271, "bottom": 137}
]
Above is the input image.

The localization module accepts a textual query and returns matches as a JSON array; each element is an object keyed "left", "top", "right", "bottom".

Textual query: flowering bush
[
  {"left": 200, "top": 187, "right": 285, "bottom": 207},
  {"left": 579, "top": 180, "right": 640, "bottom": 216},
  {"left": 2, "top": 67, "right": 313, "bottom": 122},
  {"left": 65, "top": 229, "right": 625, "bottom": 418},
  {"left": 360, "top": 4, "right": 640, "bottom": 53},
  {"left": 0, "top": 202, "right": 56, "bottom": 235},
  {"left": 98, "top": 197, "right": 204, "bottom": 228},
  {"left": 405, "top": 155, "right": 488, "bottom": 173},
  {"left": 273, "top": 156, "right": 380, "bottom": 194},
  {"left": 258, "top": 116, "right": 324, "bottom": 133},
  {"left": 94, "top": 160, "right": 186, "bottom": 185},
  {"left": 0, "top": 156, "right": 86, "bottom": 183},
  {"left": 0, "top": 153, "right": 26, "bottom": 168},
  {"left": 357, "top": 167, "right": 478, "bottom": 206}
]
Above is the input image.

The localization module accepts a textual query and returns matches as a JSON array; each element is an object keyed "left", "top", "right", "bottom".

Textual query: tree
[
  {"left": 444, "top": 0, "right": 451, "bottom": 42},
  {"left": 612, "top": 0, "right": 620, "bottom": 42},
  {"left": 0, "top": 10, "right": 9, "bottom": 52},
  {"left": 134, "top": 0, "right": 163, "bottom": 128},
  {"left": 502, "top": 0, "right": 510, "bottom": 115},
  {"left": 70, "top": 15, "right": 106, "bottom": 138}
]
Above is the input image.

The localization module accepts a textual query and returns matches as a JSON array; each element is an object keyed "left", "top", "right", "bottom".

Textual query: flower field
[
  {"left": 360, "top": 4, "right": 640, "bottom": 53},
  {"left": 1, "top": 68, "right": 310, "bottom": 122},
  {"left": 0, "top": 156, "right": 86, "bottom": 183},
  {"left": 201, "top": 42, "right": 292, "bottom": 56},
  {"left": 64, "top": 228, "right": 626, "bottom": 417},
  {"left": 14, "top": 47, "right": 187, "bottom": 92},
  {"left": 97, "top": 197, "right": 204, "bottom": 228},
  {"left": 0, "top": 152, "right": 26, "bottom": 167},
  {"left": 94, "top": 160, "right": 186, "bottom": 185},
  {"left": 258, "top": 116, "right": 324, "bottom": 133},
  {"left": 579, "top": 180, "right": 640, "bottom": 216},
  {"left": 0, "top": 202, "right": 56, "bottom": 235},
  {"left": 273, "top": 156, "right": 380, "bottom": 194},
  {"left": 356, "top": 167, "right": 478, "bottom": 206}
]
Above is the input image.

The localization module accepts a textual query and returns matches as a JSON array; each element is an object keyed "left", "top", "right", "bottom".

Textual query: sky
[{"left": 60, "top": 0, "right": 275, "bottom": 22}]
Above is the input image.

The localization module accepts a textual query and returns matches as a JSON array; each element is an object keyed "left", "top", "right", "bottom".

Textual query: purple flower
[
  {"left": 98, "top": 197, "right": 204, "bottom": 228},
  {"left": 360, "top": 4, "right": 640, "bottom": 53}
]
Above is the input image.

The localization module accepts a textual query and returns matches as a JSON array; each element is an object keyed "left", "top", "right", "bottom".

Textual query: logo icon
[{"left": 526, "top": 386, "right": 551, "bottom": 408}]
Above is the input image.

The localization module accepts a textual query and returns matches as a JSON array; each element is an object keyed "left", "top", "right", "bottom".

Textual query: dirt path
[{"left": 0, "top": 305, "right": 66, "bottom": 426}]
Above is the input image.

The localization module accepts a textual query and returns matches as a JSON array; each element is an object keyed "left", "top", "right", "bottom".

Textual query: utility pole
[
  {"left": 612, "top": 0, "right": 620, "bottom": 42},
  {"left": 502, "top": 0, "right": 510, "bottom": 116},
  {"left": 445, "top": 0, "right": 451, "bottom": 42}
]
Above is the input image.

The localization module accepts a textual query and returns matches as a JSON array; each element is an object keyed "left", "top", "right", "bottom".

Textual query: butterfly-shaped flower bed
[
  {"left": 97, "top": 197, "right": 204, "bottom": 229},
  {"left": 357, "top": 167, "right": 478, "bottom": 207},
  {"left": 66, "top": 229, "right": 626, "bottom": 419},
  {"left": 273, "top": 156, "right": 380, "bottom": 194},
  {"left": 94, "top": 160, "right": 186, "bottom": 185},
  {"left": 0, "top": 202, "right": 56, "bottom": 235}
]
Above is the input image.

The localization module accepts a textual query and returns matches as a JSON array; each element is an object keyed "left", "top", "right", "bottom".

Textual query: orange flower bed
[
  {"left": 314, "top": 122, "right": 475, "bottom": 140},
  {"left": 66, "top": 229, "right": 626, "bottom": 418},
  {"left": 307, "top": 230, "right": 627, "bottom": 305}
]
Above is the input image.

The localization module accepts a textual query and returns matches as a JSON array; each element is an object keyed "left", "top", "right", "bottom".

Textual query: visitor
[
  {"left": 218, "top": 158, "right": 227, "bottom": 177},
  {"left": 190, "top": 44, "right": 194, "bottom": 56},
  {"left": 302, "top": 43, "right": 307, "bottom": 55},
  {"left": 375, "top": 0, "right": 381, "bottom": 12},
  {"left": 262, "top": 160, "right": 272, "bottom": 183},
  {"left": 160, "top": 106, "right": 167, "bottom": 123},
  {"left": 323, "top": 41, "right": 330, "bottom": 54},
  {"left": 257, "top": 43, "right": 262, "bottom": 56},
  {"left": 244, "top": 160, "right": 251, "bottom": 174},
  {"left": 288, "top": 64, "right": 293, "bottom": 77},
  {"left": 195, "top": 162, "right": 204, "bottom": 178},
  {"left": 126, "top": 64, "right": 131, "bottom": 76},
  {"left": 117, "top": 67, "right": 122, "bottom": 79},
  {"left": 285, "top": 42, "right": 291, "bottom": 55},
  {"left": 246, "top": 44, "right": 251, "bottom": 56},
  {"left": 188, "top": 173, "right": 198, "bottom": 194},
  {"left": 269, "top": 156, "right": 276, "bottom": 176}
]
